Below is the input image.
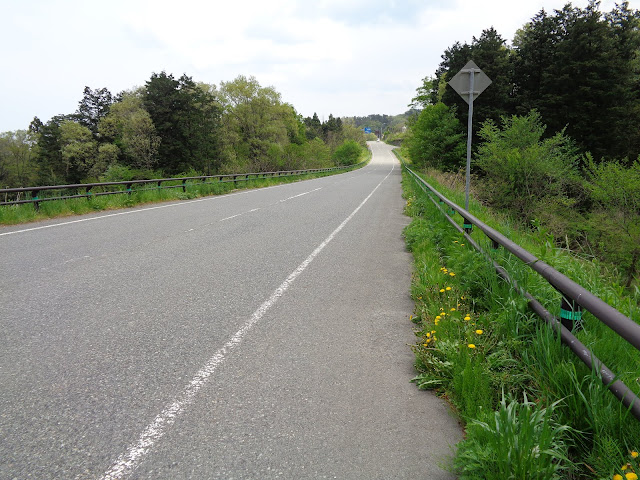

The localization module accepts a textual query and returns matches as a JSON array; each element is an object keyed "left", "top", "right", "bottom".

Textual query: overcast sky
[{"left": 1, "top": 0, "right": 632, "bottom": 132}]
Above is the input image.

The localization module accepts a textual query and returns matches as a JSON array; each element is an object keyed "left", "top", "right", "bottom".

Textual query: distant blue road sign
[{"left": 364, "top": 127, "right": 372, "bottom": 134}]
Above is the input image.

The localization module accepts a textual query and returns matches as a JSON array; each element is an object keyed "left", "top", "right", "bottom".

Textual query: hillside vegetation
[
  {"left": 0, "top": 74, "right": 367, "bottom": 189},
  {"left": 405, "top": 0, "right": 640, "bottom": 288}
]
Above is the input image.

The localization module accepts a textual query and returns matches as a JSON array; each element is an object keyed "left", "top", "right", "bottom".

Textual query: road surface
[{"left": 0, "top": 142, "right": 462, "bottom": 479}]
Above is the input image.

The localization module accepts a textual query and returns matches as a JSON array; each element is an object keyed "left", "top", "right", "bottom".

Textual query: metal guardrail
[
  {"left": 403, "top": 163, "right": 640, "bottom": 421},
  {"left": 0, "top": 162, "right": 366, "bottom": 209}
]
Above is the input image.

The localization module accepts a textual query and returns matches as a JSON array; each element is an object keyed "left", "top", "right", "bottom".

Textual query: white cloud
[{"left": 0, "top": 0, "right": 636, "bottom": 131}]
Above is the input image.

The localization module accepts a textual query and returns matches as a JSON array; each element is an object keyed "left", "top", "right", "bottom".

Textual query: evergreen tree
[{"left": 75, "top": 87, "right": 113, "bottom": 138}]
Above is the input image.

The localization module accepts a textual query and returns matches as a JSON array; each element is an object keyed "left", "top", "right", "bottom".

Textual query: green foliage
[
  {"left": 0, "top": 130, "right": 37, "bottom": 187},
  {"left": 404, "top": 103, "right": 465, "bottom": 171},
  {"left": 332, "top": 140, "right": 362, "bottom": 165},
  {"left": 99, "top": 92, "right": 160, "bottom": 171},
  {"left": 420, "top": 2, "right": 640, "bottom": 161},
  {"left": 100, "top": 164, "right": 160, "bottom": 182},
  {"left": 219, "top": 75, "right": 306, "bottom": 172},
  {"left": 75, "top": 86, "right": 113, "bottom": 137},
  {"left": 143, "top": 72, "right": 222, "bottom": 174},
  {"left": 475, "top": 111, "right": 582, "bottom": 229},
  {"left": 585, "top": 156, "right": 640, "bottom": 285},
  {"left": 456, "top": 394, "right": 573, "bottom": 479}
]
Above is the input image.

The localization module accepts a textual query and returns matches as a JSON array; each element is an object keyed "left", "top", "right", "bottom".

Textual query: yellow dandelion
[
  {"left": 468, "top": 344, "right": 476, "bottom": 349},
  {"left": 622, "top": 464, "right": 629, "bottom": 471},
  {"left": 464, "top": 316, "right": 471, "bottom": 321},
  {"left": 449, "top": 272, "right": 456, "bottom": 277},
  {"left": 614, "top": 475, "right": 623, "bottom": 480},
  {"left": 626, "top": 473, "right": 638, "bottom": 480},
  {"left": 439, "top": 289, "right": 445, "bottom": 293},
  {"left": 461, "top": 244, "right": 465, "bottom": 246},
  {"left": 632, "top": 451, "right": 639, "bottom": 458},
  {"left": 450, "top": 308, "right": 456, "bottom": 312},
  {"left": 476, "top": 329, "right": 483, "bottom": 335},
  {"left": 426, "top": 332, "right": 431, "bottom": 338},
  {"left": 446, "top": 287, "right": 452, "bottom": 291},
  {"left": 461, "top": 296, "right": 465, "bottom": 300},
  {"left": 454, "top": 240, "right": 458, "bottom": 243}
]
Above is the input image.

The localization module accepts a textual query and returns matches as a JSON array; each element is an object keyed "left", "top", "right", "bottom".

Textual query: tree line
[
  {"left": 0, "top": 73, "right": 366, "bottom": 188},
  {"left": 404, "top": 0, "right": 640, "bottom": 286}
]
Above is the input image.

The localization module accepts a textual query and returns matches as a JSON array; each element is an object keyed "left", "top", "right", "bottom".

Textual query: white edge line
[{"left": 97, "top": 164, "right": 394, "bottom": 480}]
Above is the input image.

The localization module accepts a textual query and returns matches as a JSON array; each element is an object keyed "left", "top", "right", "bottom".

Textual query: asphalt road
[{"left": 0, "top": 142, "right": 462, "bottom": 479}]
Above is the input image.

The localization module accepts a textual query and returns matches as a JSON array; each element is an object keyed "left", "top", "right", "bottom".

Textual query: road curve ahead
[{"left": 0, "top": 141, "right": 462, "bottom": 479}]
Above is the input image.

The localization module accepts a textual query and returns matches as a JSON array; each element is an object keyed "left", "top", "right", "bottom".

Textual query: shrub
[
  {"left": 404, "top": 102, "right": 465, "bottom": 171},
  {"left": 332, "top": 140, "right": 362, "bottom": 165},
  {"left": 475, "top": 110, "right": 582, "bottom": 229},
  {"left": 585, "top": 156, "right": 640, "bottom": 286}
]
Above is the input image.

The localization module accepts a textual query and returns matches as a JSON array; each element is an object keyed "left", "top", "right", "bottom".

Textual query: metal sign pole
[
  {"left": 465, "top": 69, "right": 475, "bottom": 211},
  {"left": 448, "top": 60, "right": 491, "bottom": 221}
]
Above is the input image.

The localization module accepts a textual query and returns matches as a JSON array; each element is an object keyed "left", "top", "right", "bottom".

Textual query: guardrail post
[
  {"left": 32, "top": 189, "right": 40, "bottom": 211},
  {"left": 463, "top": 218, "right": 473, "bottom": 234},
  {"left": 182, "top": 179, "right": 187, "bottom": 193},
  {"left": 560, "top": 295, "right": 582, "bottom": 331}
]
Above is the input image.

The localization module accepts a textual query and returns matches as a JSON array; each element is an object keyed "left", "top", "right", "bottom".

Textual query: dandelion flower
[
  {"left": 464, "top": 316, "right": 471, "bottom": 321},
  {"left": 439, "top": 289, "right": 445, "bottom": 293},
  {"left": 614, "top": 475, "right": 623, "bottom": 480},
  {"left": 468, "top": 344, "right": 476, "bottom": 349},
  {"left": 623, "top": 464, "right": 630, "bottom": 471},
  {"left": 454, "top": 240, "right": 458, "bottom": 243},
  {"left": 625, "top": 473, "right": 638, "bottom": 480},
  {"left": 450, "top": 307, "right": 456, "bottom": 312},
  {"left": 446, "top": 287, "right": 452, "bottom": 291},
  {"left": 632, "top": 451, "right": 639, "bottom": 458},
  {"left": 449, "top": 272, "right": 456, "bottom": 277},
  {"left": 476, "top": 329, "right": 483, "bottom": 335}
]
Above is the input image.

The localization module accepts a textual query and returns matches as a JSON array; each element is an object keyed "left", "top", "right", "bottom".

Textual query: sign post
[{"left": 448, "top": 60, "right": 491, "bottom": 215}]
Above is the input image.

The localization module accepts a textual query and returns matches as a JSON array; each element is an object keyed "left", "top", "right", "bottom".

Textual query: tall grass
[{"left": 401, "top": 165, "right": 640, "bottom": 479}]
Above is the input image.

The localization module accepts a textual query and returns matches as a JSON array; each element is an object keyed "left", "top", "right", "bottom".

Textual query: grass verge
[{"left": 400, "top": 160, "right": 640, "bottom": 479}]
